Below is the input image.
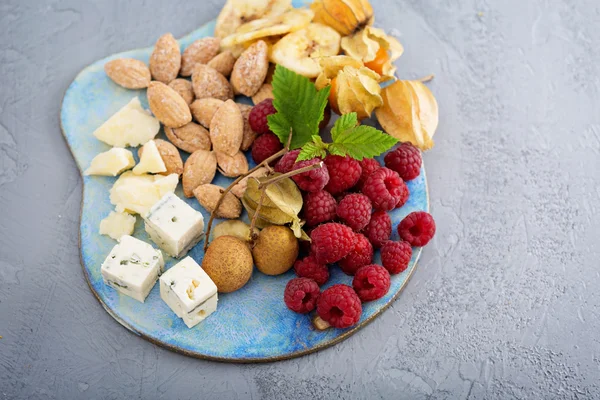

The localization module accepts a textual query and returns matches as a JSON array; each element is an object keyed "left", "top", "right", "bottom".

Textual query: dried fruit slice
[
  {"left": 215, "top": 0, "right": 292, "bottom": 39},
  {"left": 311, "top": 0, "right": 374, "bottom": 36},
  {"left": 270, "top": 23, "right": 341, "bottom": 78}
]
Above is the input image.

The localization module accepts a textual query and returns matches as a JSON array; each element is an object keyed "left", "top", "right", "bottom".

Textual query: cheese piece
[
  {"left": 160, "top": 257, "right": 217, "bottom": 328},
  {"left": 101, "top": 235, "right": 164, "bottom": 302},
  {"left": 99, "top": 211, "right": 136, "bottom": 240},
  {"left": 93, "top": 97, "right": 160, "bottom": 147},
  {"left": 144, "top": 192, "right": 204, "bottom": 258},
  {"left": 109, "top": 172, "right": 178, "bottom": 215},
  {"left": 84, "top": 148, "right": 135, "bottom": 176},
  {"left": 132, "top": 140, "right": 167, "bottom": 175}
]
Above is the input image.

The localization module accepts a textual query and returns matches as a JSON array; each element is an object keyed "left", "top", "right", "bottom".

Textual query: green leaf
[
  {"left": 328, "top": 125, "right": 398, "bottom": 160},
  {"left": 331, "top": 113, "right": 358, "bottom": 142},
  {"left": 296, "top": 135, "right": 328, "bottom": 161},
  {"left": 267, "top": 65, "right": 330, "bottom": 149}
]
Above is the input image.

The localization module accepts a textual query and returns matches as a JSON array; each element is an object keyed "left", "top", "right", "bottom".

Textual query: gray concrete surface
[{"left": 2, "top": 0, "right": 600, "bottom": 398}]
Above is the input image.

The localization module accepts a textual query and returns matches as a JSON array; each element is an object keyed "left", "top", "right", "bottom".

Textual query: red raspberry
[
  {"left": 362, "top": 167, "right": 408, "bottom": 211},
  {"left": 352, "top": 264, "right": 391, "bottom": 302},
  {"left": 323, "top": 155, "right": 362, "bottom": 195},
  {"left": 355, "top": 158, "right": 381, "bottom": 191},
  {"left": 303, "top": 190, "right": 337, "bottom": 227},
  {"left": 339, "top": 233, "right": 373, "bottom": 276},
  {"left": 294, "top": 255, "right": 329, "bottom": 286},
  {"left": 336, "top": 193, "right": 372, "bottom": 231},
  {"left": 398, "top": 211, "right": 436, "bottom": 246},
  {"left": 380, "top": 240, "right": 412, "bottom": 274},
  {"left": 291, "top": 158, "right": 329, "bottom": 192},
  {"left": 251, "top": 132, "right": 283, "bottom": 165},
  {"left": 284, "top": 278, "right": 321, "bottom": 313},
  {"left": 248, "top": 98, "right": 276, "bottom": 135},
  {"left": 274, "top": 149, "right": 300, "bottom": 173},
  {"left": 362, "top": 210, "right": 391, "bottom": 248},
  {"left": 384, "top": 142, "right": 422, "bottom": 181},
  {"left": 310, "top": 222, "right": 357, "bottom": 264},
  {"left": 316, "top": 284, "right": 362, "bottom": 328}
]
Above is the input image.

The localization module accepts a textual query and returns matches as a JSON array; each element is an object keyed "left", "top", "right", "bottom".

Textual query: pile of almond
[{"left": 105, "top": 33, "right": 274, "bottom": 218}]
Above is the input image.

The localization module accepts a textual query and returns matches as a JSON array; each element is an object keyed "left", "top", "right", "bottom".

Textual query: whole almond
[
  {"left": 192, "top": 65, "right": 234, "bottom": 101},
  {"left": 231, "top": 167, "right": 268, "bottom": 198},
  {"left": 104, "top": 58, "right": 151, "bottom": 89},
  {"left": 230, "top": 40, "right": 269, "bottom": 96},
  {"left": 216, "top": 151, "right": 249, "bottom": 178},
  {"left": 193, "top": 184, "right": 242, "bottom": 219},
  {"left": 149, "top": 33, "right": 181, "bottom": 83},
  {"left": 147, "top": 81, "right": 192, "bottom": 128},
  {"left": 183, "top": 150, "right": 217, "bottom": 198},
  {"left": 207, "top": 51, "right": 236, "bottom": 77},
  {"left": 139, "top": 139, "right": 183, "bottom": 176},
  {"left": 238, "top": 104, "right": 258, "bottom": 151},
  {"left": 180, "top": 37, "right": 221, "bottom": 77},
  {"left": 251, "top": 83, "right": 274, "bottom": 105},
  {"left": 164, "top": 122, "right": 211, "bottom": 153},
  {"left": 190, "top": 98, "right": 224, "bottom": 128},
  {"left": 168, "top": 79, "right": 194, "bottom": 105},
  {"left": 210, "top": 99, "right": 243, "bottom": 156}
]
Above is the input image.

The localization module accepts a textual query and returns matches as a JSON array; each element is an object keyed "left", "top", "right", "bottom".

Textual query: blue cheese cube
[
  {"left": 101, "top": 235, "right": 164, "bottom": 302},
  {"left": 160, "top": 257, "right": 218, "bottom": 328},
  {"left": 144, "top": 193, "right": 204, "bottom": 258}
]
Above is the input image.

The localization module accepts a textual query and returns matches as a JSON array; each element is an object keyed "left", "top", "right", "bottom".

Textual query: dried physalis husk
[
  {"left": 316, "top": 56, "right": 382, "bottom": 120},
  {"left": 375, "top": 80, "right": 439, "bottom": 151},
  {"left": 341, "top": 26, "right": 403, "bottom": 82},
  {"left": 211, "top": 220, "right": 258, "bottom": 242},
  {"left": 231, "top": 166, "right": 268, "bottom": 198},
  {"left": 310, "top": 0, "right": 374, "bottom": 36}
]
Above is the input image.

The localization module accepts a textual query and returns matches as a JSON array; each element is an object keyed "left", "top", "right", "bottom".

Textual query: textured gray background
[{"left": 1, "top": 0, "right": 600, "bottom": 398}]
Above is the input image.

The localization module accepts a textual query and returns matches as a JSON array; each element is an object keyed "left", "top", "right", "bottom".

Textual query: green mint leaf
[
  {"left": 331, "top": 113, "right": 358, "bottom": 142},
  {"left": 267, "top": 65, "right": 330, "bottom": 149},
  {"left": 329, "top": 125, "right": 398, "bottom": 160},
  {"left": 296, "top": 135, "right": 328, "bottom": 161}
]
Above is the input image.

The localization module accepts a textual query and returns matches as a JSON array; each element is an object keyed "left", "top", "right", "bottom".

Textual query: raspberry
[
  {"left": 291, "top": 158, "right": 329, "bottom": 192},
  {"left": 352, "top": 264, "right": 391, "bottom": 302},
  {"left": 323, "top": 155, "right": 362, "bottom": 195},
  {"left": 303, "top": 190, "right": 337, "bottom": 227},
  {"left": 274, "top": 149, "right": 300, "bottom": 173},
  {"left": 316, "top": 284, "right": 362, "bottom": 328},
  {"left": 339, "top": 233, "right": 373, "bottom": 276},
  {"left": 362, "top": 210, "right": 391, "bottom": 248},
  {"left": 381, "top": 240, "right": 412, "bottom": 274},
  {"left": 251, "top": 132, "right": 283, "bottom": 165},
  {"left": 248, "top": 98, "right": 276, "bottom": 135},
  {"left": 310, "top": 222, "right": 357, "bottom": 264},
  {"left": 362, "top": 167, "right": 408, "bottom": 211},
  {"left": 336, "top": 193, "right": 372, "bottom": 231},
  {"left": 384, "top": 142, "right": 422, "bottom": 181},
  {"left": 398, "top": 211, "right": 436, "bottom": 246},
  {"left": 284, "top": 278, "right": 321, "bottom": 314},
  {"left": 355, "top": 158, "right": 381, "bottom": 191},
  {"left": 294, "top": 255, "right": 329, "bottom": 286}
]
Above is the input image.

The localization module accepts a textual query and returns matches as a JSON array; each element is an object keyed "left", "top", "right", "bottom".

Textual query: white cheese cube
[
  {"left": 160, "top": 257, "right": 218, "bottom": 328},
  {"left": 93, "top": 97, "right": 160, "bottom": 148},
  {"left": 101, "top": 235, "right": 164, "bottom": 302},
  {"left": 143, "top": 192, "right": 204, "bottom": 258},
  {"left": 84, "top": 148, "right": 135, "bottom": 176},
  {"left": 133, "top": 140, "right": 167, "bottom": 175},
  {"left": 99, "top": 211, "right": 136, "bottom": 240}
]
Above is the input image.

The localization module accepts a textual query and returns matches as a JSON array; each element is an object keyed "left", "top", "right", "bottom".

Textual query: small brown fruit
[
  {"left": 202, "top": 236, "right": 253, "bottom": 293},
  {"left": 252, "top": 226, "right": 299, "bottom": 276}
]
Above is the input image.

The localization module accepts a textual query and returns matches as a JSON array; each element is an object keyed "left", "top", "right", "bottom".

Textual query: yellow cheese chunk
[
  {"left": 84, "top": 148, "right": 135, "bottom": 176},
  {"left": 133, "top": 140, "right": 167, "bottom": 175},
  {"left": 99, "top": 211, "right": 136, "bottom": 240},
  {"left": 109, "top": 172, "right": 179, "bottom": 216}
]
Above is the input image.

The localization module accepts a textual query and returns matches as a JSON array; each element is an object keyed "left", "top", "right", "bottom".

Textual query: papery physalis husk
[
  {"left": 316, "top": 56, "right": 382, "bottom": 120},
  {"left": 215, "top": 0, "right": 292, "bottom": 39},
  {"left": 310, "top": 0, "right": 374, "bottom": 36},
  {"left": 341, "top": 26, "right": 403, "bottom": 82},
  {"left": 375, "top": 80, "right": 439, "bottom": 150},
  {"left": 220, "top": 8, "right": 314, "bottom": 49}
]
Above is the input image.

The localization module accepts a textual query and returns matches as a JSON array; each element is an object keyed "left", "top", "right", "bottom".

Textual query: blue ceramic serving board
[{"left": 60, "top": 1, "right": 429, "bottom": 362}]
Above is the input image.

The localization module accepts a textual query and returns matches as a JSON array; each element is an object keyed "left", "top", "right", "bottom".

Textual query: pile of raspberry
[{"left": 282, "top": 142, "right": 437, "bottom": 329}]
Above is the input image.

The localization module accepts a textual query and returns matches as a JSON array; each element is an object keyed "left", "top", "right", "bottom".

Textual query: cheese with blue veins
[
  {"left": 143, "top": 192, "right": 204, "bottom": 258},
  {"left": 101, "top": 235, "right": 164, "bottom": 302},
  {"left": 160, "top": 257, "right": 218, "bottom": 328}
]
